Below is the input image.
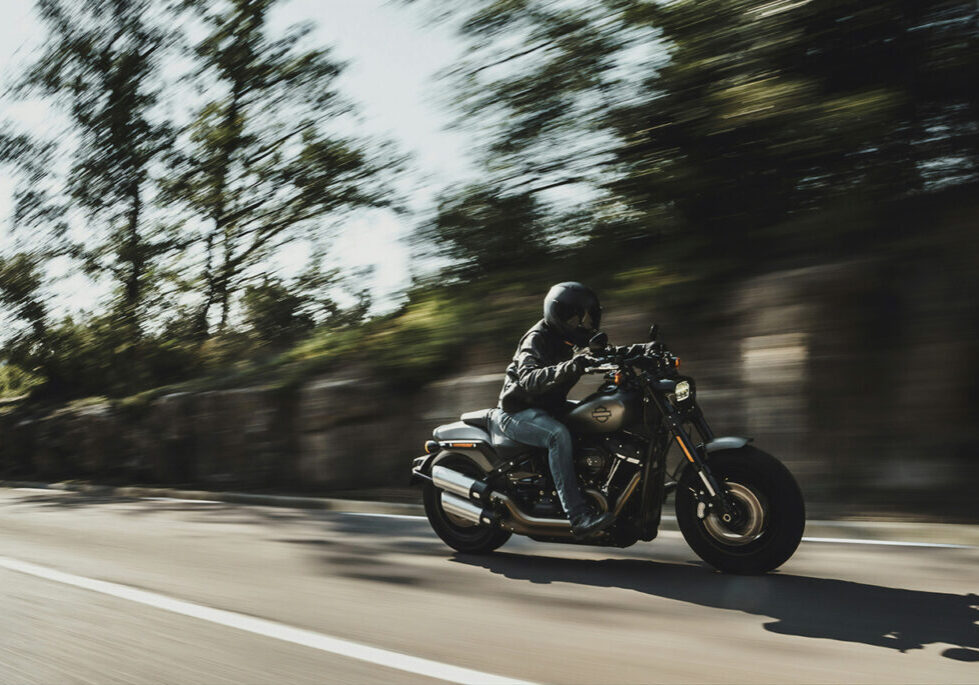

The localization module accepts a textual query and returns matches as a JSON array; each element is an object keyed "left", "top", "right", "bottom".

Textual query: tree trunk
[
  {"left": 208, "top": 78, "right": 246, "bottom": 335},
  {"left": 194, "top": 232, "right": 215, "bottom": 339},
  {"left": 123, "top": 180, "right": 144, "bottom": 339}
]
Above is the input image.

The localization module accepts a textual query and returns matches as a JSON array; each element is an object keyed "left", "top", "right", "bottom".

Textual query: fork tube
[
  {"left": 651, "top": 393, "right": 724, "bottom": 499},
  {"left": 690, "top": 404, "right": 715, "bottom": 443}
]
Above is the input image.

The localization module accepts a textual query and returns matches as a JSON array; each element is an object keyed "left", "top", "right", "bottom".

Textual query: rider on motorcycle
[{"left": 495, "top": 282, "right": 623, "bottom": 538}]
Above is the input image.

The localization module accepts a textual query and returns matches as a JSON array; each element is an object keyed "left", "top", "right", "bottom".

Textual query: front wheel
[
  {"left": 676, "top": 447, "right": 805, "bottom": 574},
  {"left": 422, "top": 455, "right": 511, "bottom": 554}
]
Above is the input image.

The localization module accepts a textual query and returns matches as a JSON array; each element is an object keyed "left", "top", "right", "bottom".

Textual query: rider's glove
[
  {"left": 571, "top": 354, "right": 601, "bottom": 374},
  {"left": 641, "top": 341, "right": 664, "bottom": 356},
  {"left": 616, "top": 342, "right": 661, "bottom": 358}
]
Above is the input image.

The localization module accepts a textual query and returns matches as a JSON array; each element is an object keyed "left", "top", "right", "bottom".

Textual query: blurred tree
[
  {"left": 164, "top": 0, "right": 396, "bottom": 337},
  {"left": 14, "top": 0, "right": 177, "bottom": 343},
  {"left": 241, "top": 276, "right": 314, "bottom": 349},
  {"left": 241, "top": 261, "right": 375, "bottom": 350},
  {"left": 609, "top": 0, "right": 979, "bottom": 267},
  {"left": 423, "top": 184, "right": 551, "bottom": 278},
  {"left": 0, "top": 253, "right": 49, "bottom": 343},
  {"left": 430, "top": 1, "right": 641, "bottom": 195},
  {"left": 413, "top": 0, "right": 979, "bottom": 271},
  {"left": 291, "top": 258, "right": 375, "bottom": 328},
  {"left": 0, "top": 130, "right": 64, "bottom": 252}
]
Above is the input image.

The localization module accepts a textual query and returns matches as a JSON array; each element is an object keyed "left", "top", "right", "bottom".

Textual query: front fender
[
  {"left": 670, "top": 436, "right": 753, "bottom": 486},
  {"left": 705, "top": 436, "right": 752, "bottom": 453}
]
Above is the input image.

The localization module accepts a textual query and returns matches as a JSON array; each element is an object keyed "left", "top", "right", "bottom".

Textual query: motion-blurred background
[{"left": 0, "top": 0, "right": 976, "bottom": 519}]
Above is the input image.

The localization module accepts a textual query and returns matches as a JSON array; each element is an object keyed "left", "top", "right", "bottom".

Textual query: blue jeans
[{"left": 494, "top": 408, "right": 587, "bottom": 519}]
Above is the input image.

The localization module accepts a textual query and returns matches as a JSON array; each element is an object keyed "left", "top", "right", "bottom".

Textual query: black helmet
[{"left": 544, "top": 282, "right": 602, "bottom": 346}]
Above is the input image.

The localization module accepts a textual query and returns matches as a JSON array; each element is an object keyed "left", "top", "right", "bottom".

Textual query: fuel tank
[{"left": 564, "top": 388, "right": 640, "bottom": 434}]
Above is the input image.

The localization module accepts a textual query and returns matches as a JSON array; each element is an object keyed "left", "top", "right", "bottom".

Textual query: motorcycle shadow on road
[{"left": 451, "top": 552, "right": 979, "bottom": 662}]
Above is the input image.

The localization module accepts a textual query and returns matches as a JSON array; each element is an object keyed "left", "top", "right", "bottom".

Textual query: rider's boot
[{"left": 570, "top": 507, "right": 615, "bottom": 538}]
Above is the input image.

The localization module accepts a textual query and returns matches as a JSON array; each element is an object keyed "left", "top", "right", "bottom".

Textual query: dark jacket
[{"left": 497, "top": 319, "right": 584, "bottom": 414}]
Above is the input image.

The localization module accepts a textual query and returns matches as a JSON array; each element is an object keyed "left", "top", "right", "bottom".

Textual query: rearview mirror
[
  {"left": 588, "top": 331, "right": 609, "bottom": 354},
  {"left": 648, "top": 324, "right": 659, "bottom": 341}
]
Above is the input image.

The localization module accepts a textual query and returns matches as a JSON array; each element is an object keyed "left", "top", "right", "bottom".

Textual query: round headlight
[{"left": 674, "top": 380, "right": 691, "bottom": 402}]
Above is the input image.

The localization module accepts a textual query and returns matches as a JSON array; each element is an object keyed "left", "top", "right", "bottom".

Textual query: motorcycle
[{"left": 409, "top": 325, "right": 805, "bottom": 574}]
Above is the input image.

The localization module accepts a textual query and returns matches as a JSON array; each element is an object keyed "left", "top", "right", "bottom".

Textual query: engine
[
  {"left": 505, "top": 433, "right": 647, "bottom": 517},
  {"left": 575, "top": 434, "right": 646, "bottom": 491}
]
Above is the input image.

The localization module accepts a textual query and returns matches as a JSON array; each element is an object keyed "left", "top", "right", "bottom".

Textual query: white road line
[
  {"left": 0, "top": 556, "right": 537, "bottom": 685},
  {"left": 342, "top": 513, "right": 974, "bottom": 548},
  {"left": 142, "top": 497, "right": 224, "bottom": 505},
  {"left": 12, "top": 489, "right": 973, "bottom": 550},
  {"left": 14, "top": 487, "right": 56, "bottom": 493},
  {"left": 342, "top": 512, "right": 427, "bottom": 520},
  {"left": 801, "top": 536, "right": 972, "bottom": 549}
]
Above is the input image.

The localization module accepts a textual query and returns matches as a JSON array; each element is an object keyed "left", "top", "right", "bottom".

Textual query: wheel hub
[{"left": 703, "top": 481, "right": 766, "bottom": 546}]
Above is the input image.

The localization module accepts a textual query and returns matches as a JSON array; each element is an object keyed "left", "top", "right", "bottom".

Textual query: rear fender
[
  {"left": 432, "top": 448, "right": 495, "bottom": 474},
  {"left": 410, "top": 447, "right": 496, "bottom": 486},
  {"left": 409, "top": 453, "right": 436, "bottom": 484}
]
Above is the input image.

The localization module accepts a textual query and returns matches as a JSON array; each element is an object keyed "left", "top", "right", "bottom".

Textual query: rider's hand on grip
[{"left": 572, "top": 354, "right": 602, "bottom": 374}]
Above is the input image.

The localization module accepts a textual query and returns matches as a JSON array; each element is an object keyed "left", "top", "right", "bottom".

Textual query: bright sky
[{"left": 0, "top": 0, "right": 473, "bottom": 315}]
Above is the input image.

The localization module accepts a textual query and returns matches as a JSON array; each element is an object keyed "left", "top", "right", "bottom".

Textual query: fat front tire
[
  {"left": 676, "top": 446, "right": 805, "bottom": 574},
  {"left": 423, "top": 456, "right": 511, "bottom": 554}
]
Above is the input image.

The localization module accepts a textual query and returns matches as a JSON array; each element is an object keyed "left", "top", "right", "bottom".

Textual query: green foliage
[
  {"left": 163, "top": 0, "right": 398, "bottom": 333},
  {"left": 440, "top": 1, "right": 636, "bottom": 193},
  {"left": 423, "top": 184, "right": 551, "bottom": 277},
  {"left": 286, "top": 280, "right": 542, "bottom": 387},
  {"left": 0, "top": 365, "right": 42, "bottom": 398},
  {"left": 364, "top": 294, "right": 471, "bottom": 384},
  {"left": 242, "top": 277, "right": 315, "bottom": 349},
  {"left": 3, "top": 0, "right": 976, "bottom": 411},
  {"left": 420, "top": 0, "right": 979, "bottom": 276},
  {"left": 0, "top": 254, "right": 48, "bottom": 331},
  {"left": 286, "top": 293, "right": 467, "bottom": 386},
  {"left": 15, "top": 0, "right": 177, "bottom": 339}
]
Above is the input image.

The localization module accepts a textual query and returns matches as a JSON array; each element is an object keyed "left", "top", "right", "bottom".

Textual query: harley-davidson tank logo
[{"left": 592, "top": 405, "right": 612, "bottom": 423}]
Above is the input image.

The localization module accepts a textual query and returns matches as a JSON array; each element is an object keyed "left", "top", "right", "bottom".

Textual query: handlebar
[{"left": 582, "top": 343, "right": 672, "bottom": 375}]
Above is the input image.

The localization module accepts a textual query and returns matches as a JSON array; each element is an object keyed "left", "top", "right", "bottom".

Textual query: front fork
[{"left": 659, "top": 400, "right": 740, "bottom": 523}]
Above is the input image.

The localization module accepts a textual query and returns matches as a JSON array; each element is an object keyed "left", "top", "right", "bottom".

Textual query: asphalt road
[{"left": 0, "top": 488, "right": 976, "bottom": 684}]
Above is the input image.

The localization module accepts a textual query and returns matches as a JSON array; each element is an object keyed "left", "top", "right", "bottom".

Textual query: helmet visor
[{"left": 581, "top": 305, "right": 601, "bottom": 332}]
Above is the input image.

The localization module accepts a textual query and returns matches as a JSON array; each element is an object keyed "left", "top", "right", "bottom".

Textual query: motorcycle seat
[
  {"left": 461, "top": 408, "right": 534, "bottom": 460},
  {"left": 460, "top": 409, "right": 492, "bottom": 430},
  {"left": 488, "top": 414, "right": 533, "bottom": 461}
]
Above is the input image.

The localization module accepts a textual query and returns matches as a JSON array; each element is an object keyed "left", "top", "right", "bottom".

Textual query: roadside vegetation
[{"left": 0, "top": 0, "right": 975, "bottom": 410}]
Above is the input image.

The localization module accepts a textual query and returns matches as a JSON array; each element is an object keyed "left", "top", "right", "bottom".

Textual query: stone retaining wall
[{"left": 0, "top": 259, "right": 975, "bottom": 518}]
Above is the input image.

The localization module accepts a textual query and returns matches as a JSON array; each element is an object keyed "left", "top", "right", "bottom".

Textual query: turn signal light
[
  {"left": 424, "top": 440, "right": 439, "bottom": 453},
  {"left": 613, "top": 372, "right": 622, "bottom": 385}
]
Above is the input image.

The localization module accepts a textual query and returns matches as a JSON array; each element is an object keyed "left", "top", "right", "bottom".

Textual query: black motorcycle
[{"left": 409, "top": 326, "right": 805, "bottom": 574}]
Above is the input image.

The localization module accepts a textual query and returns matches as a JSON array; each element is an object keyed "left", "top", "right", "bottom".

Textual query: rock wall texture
[{"left": 1, "top": 259, "right": 976, "bottom": 518}]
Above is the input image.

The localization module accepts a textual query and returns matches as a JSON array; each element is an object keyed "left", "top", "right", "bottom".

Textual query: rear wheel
[
  {"left": 676, "top": 447, "right": 804, "bottom": 574},
  {"left": 423, "top": 455, "right": 511, "bottom": 554}
]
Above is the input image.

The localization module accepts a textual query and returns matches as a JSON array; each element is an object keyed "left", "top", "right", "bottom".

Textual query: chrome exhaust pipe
[
  {"left": 432, "top": 464, "right": 571, "bottom": 534},
  {"left": 440, "top": 491, "right": 495, "bottom": 526},
  {"left": 433, "top": 464, "right": 625, "bottom": 537},
  {"left": 491, "top": 493, "right": 573, "bottom": 537},
  {"left": 431, "top": 465, "right": 493, "bottom": 505},
  {"left": 431, "top": 465, "right": 476, "bottom": 499}
]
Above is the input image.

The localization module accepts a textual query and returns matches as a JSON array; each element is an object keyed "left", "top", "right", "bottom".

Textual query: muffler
[
  {"left": 432, "top": 464, "right": 573, "bottom": 536},
  {"left": 431, "top": 465, "right": 493, "bottom": 504},
  {"left": 440, "top": 491, "right": 495, "bottom": 526}
]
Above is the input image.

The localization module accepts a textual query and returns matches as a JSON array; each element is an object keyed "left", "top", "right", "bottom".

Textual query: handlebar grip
[{"left": 584, "top": 364, "right": 619, "bottom": 374}]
